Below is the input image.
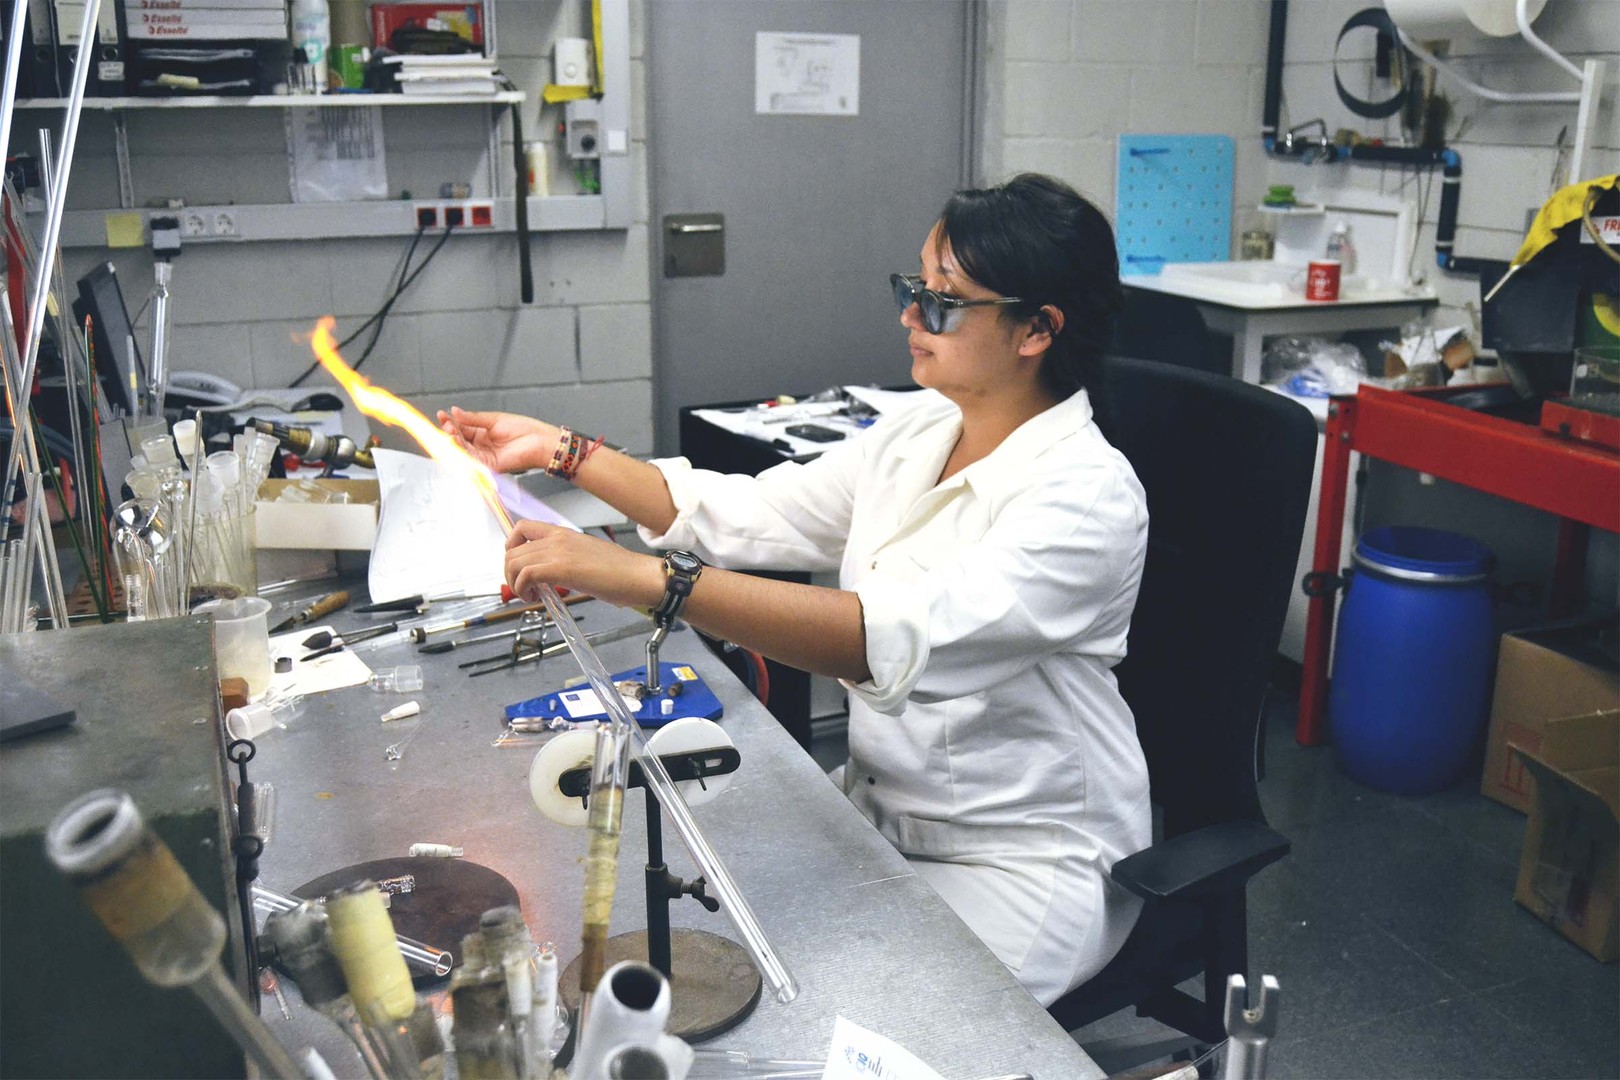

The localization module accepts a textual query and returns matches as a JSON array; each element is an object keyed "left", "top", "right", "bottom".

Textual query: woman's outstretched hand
[
  {"left": 505, "top": 519, "right": 662, "bottom": 611},
  {"left": 437, "top": 407, "right": 558, "bottom": 475}
]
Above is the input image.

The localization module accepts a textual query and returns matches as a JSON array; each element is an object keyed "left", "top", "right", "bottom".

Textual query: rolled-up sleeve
[
  {"left": 844, "top": 463, "right": 1146, "bottom": 715},
  {"left": 637, "top": 443, "right": 865, "bottom": 572}
]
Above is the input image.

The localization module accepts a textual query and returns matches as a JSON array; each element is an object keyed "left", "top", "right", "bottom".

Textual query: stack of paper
[{"left": 384, "top": 53, "right": 501, "bottom": 96}]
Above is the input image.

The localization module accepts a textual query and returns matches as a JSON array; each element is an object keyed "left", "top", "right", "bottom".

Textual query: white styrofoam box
[{"left": 256, "top": 479, "right": 380, "bottom": 550}]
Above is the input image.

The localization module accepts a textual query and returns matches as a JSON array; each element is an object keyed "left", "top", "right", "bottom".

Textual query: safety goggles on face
[{"left": 890, "top": 273, "right": 1025, "bottom": 335}]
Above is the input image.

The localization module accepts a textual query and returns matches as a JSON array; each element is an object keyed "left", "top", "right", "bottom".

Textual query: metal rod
[
  {"left": 539, "top": 584, "right": 799, "bottom": 1005},
  {"left": 0, "top": 0, "right": 27, "bottom": 170},
  {"left": 193, "top": 964, "right": 304, "bottom": 1080},
  {"left": 9, "top": 0, "right": 102, "bottom": 498}
]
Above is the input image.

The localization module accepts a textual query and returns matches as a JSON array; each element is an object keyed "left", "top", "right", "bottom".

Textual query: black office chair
[
  {"left": 1048, "top": 355, "right": 1317, "bottom": 1068},
  {"left": 1112, "top": 289, "right": 1228, "bottom": 375}
]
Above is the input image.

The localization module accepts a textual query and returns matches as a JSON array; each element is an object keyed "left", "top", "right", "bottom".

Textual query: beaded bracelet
[
  {"left": 545, "top": 428, "right": 605, "bottom": 481},
  {"left": 546, "top": 427, "right": 581, "bottom": 479}
]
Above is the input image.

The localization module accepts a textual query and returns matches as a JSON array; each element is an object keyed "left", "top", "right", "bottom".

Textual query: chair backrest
[
  {"left": 1111, "top": 289, "right": 1228, "bottom": 375},
  {"left": 1100, "top": 356, "right": 1317, "bottom": 839}
]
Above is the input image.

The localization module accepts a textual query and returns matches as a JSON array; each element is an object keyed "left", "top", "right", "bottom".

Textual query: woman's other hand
[
  {"left": 437, "top": 407, "right": 558, "bottom": 474},
  {"left": 505, "top": 520, "right": 662, "bottom": 610}
]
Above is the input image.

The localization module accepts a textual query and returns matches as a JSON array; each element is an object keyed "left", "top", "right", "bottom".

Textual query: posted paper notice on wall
[{"left": 755, "top": 32, "right": 859, "bottom": 116}]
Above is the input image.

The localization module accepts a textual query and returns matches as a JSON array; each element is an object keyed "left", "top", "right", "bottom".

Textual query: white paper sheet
[
  {"left": 368, "top": 448, "right": 510, "bottom": 605},
  {"left": 268, "top": 624, "right": 373, "bottom": 698},
  {"left": 822, "top": 1016, "right": 946, "bottom": 1080},
  {"left": 755, "top": 32, "right": 860, "bottom": 115},
  {"left": 288, "top": 105, "right": 387, "bottom": 203}
]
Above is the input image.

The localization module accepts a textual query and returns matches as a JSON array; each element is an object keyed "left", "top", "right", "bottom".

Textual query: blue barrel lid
[{"left": 1353, "top": 526, "right": 1493, "bottom": 584}]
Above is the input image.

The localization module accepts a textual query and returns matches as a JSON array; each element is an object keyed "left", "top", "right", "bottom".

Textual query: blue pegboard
[{"left": 1115, "top": 134, "right": 1234, "bottom": 275}]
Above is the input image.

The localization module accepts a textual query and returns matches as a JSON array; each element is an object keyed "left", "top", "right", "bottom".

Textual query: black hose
[{"left": 511, "top": 101, "right": 534, "bottom": 304}]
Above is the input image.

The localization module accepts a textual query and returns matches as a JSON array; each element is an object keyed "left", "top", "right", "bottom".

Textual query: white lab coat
[{"left": 640, "top": 389, "right": 1151, "bottom": 1004}]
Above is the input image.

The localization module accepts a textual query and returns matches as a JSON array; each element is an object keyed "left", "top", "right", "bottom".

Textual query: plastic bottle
[
  {"left": 291, "top": 0, "right": 332, "bottom": 92},
  {"left": 1325, "top": 221, "right": 1357, "bottom": 276}
]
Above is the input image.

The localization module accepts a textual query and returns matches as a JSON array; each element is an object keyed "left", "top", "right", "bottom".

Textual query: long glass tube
[
  {"left": 539, "top": 584, "right": 799, "bottom": 1004},
  {"left": 252, "top": 884, "right": 453, "bottom": 975},
  {"left": 0, "top": 0, "right": 26, "bottom": 159}
]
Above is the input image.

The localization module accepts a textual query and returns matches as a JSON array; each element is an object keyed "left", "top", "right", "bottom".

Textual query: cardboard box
[
  {"left": 1511, "top": 710, "right": 1620, "bottom": 962},
  {"left": 1481, "top": 619, "right": 1620, "bottom": 813},
  {"left": 255, "top": 479, "right": 380, "bottom": 550}
]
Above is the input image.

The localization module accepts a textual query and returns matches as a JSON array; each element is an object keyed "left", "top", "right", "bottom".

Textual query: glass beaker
[{"left": 197, "top": 596, "right": 273, "bottom": 699}]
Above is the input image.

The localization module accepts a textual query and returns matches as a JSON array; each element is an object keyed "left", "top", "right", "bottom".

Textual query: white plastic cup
[{"left": 198, "top": 596, "right": 274, "bottom": 698}]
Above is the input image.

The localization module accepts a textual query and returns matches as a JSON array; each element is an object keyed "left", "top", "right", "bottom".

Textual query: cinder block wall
[
  {"left": 54, "top": 0, "right": 657, "bottom": 454},
  {"left": 977, "top": 0, "right": 1273, "bottom": 243}
]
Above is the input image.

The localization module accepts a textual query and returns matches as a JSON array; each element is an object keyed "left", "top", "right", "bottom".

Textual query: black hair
[{"left": 936, "top": 173, "right": 1124, "bottom": 422}]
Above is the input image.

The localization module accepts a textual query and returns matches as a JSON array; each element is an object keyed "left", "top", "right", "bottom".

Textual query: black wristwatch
[{"left": 652, "top": 550, "right": 703, "bottom": 626}]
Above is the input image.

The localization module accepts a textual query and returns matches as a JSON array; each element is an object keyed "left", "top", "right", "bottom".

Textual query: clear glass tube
[
  {"left": 539, "top": 585, "right": 799, "bottom": 1004},
  {"left": 687, "top": 1048, "right": 825, "bottom": 1078}
]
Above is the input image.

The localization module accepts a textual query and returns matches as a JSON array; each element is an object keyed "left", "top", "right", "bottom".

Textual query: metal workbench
[{"left": 250, "top": 597, "right": 1104, "bottom": 1078}]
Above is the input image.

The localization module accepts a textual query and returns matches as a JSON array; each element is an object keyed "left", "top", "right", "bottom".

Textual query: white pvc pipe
[
  {"left": 1567, "top": 58, "right": 1606, "bottom": 184},
  {"left": 1515, "top": 0, "right": 1582, "bottom": 81},
  {"left": 1397, "top": 28, "right": 1579, "bottom": 104}
]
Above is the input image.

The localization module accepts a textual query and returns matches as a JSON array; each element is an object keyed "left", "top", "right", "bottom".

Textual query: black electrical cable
[
  {"left": 288, "top": 221, "right": 451, "bottom": 387},
  {"left": 349, "top": 222, "right": 456, "bottom": 371}
]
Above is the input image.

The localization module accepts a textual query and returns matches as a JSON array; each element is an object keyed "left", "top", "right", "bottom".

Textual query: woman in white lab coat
[{"left": 441, "top": 173, "right": 1151, "bottom": 1005}]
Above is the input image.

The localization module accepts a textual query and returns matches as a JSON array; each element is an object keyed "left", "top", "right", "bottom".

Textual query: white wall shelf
[
  {"left": 15, "top": 92, "right": 526, "bottom": 109},
  {"left": 18, "top": 0, "right": 632, "bottom": 243},
  {"left": 57, "top": 195, "right": 609, "bottom": 247}
]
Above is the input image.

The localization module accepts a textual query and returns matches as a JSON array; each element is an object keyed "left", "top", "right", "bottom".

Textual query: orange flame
[{"left": 309, "top": 317, "right": 514, "bottom": 532}]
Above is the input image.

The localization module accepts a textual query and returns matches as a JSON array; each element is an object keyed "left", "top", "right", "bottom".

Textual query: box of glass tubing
[{"left": 255, "top": 479, "right": 381, "bottom": 550}]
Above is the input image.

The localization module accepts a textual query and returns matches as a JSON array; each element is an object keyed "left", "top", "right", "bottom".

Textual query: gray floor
[{"left": 808, "top": 686, "right": 1620, "bottom": 1080}]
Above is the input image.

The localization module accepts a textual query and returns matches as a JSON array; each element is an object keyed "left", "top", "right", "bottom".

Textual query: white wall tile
[
  {"left": 1000, "top": 137, "right": 1118, "bottom": 206},
  {"left": 1072, "top": 0, "right": 1197, "bottom": 65},
  {"left": 1003, "top": 61, "right": 1130, "bottom": 139},
  {"left": 1195, "top": 0, "right": 1272, "bottom": 66},
  {"left": 496, "top": 305, "right": 579, "bottom": 386},
  {"left": 169, "top": 322, "right": 255, "bottom": 389},
  {"left": 250, "top": 320, "right": 328, "bottom": 388},
  {"left": 172, "top": 242, "right": 336, "bottom": 327},
  {"left": 1003, "top": 0, "right": 1074, "bottom": 61},
  {"left": 526, "top": 225, "right": 652, "bottom": 306},
  {"left": 1128, "top": 65, "right": 1255, "bottom": 132},
  {"left": 418, "top": 309, "right": 507, "bottom": 392},
  {"left": 579, "top": 303, "right": 653, "bottom": 383}
]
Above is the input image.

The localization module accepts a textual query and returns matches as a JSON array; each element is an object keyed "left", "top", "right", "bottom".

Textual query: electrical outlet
[
  {"left": 213, "top": 210, "right": 239, "bottom": 238},
  {"left": 180, "top": 211, "right": 209, "bottom": 239}
]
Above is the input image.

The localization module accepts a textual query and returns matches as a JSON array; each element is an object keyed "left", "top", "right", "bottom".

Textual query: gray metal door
[{"left": 648, "top": 0, "right": 972, "bottom": 453}]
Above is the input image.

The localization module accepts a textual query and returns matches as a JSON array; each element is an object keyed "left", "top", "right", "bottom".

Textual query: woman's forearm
[
  {"left": 681, "top": 568, "right": 871, "bottom": 684},
  {"left": 568, "top": 444, "right": 679, "bottom": 536}
]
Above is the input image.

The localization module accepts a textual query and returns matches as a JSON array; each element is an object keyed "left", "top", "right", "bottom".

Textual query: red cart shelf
[{"left": 1297, "top": 384, "right": 1620, "bottom": 746}]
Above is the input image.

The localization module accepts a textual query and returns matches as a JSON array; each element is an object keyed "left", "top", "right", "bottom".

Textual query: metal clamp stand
[
  {"left": 227, "top": 737, "right": 266, "bottom": 1003},
  {"left": 557, "top": 746, "right": 762, "bottom": 1041}
]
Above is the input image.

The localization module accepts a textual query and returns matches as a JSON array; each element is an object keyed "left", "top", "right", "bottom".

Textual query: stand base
[{"left": 559, "top": 929, "right": 762, "bottom": 1042}]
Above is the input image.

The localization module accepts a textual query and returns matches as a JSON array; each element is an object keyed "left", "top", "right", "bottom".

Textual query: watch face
[{"left": 668, "top": 551, "right": 702, "bottom": 574}]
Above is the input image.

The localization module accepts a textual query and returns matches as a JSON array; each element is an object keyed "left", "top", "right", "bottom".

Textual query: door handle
[{"left": 669, "top": 222, "right": 723, "bottom": 234}]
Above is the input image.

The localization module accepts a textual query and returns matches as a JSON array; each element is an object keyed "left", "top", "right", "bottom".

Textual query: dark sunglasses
[{"left": 890, "top": 273, "right": 1025, "bottom": 335}]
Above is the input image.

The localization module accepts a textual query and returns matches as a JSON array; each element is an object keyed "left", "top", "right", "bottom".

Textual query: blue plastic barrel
[{"left": 1330, "top": 526, "right": 1496, "bottom": 795}]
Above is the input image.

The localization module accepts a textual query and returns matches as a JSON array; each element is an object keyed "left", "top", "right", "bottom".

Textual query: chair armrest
[{"left": 1110, "top": 820, "right": 1290, "bottom": 903}]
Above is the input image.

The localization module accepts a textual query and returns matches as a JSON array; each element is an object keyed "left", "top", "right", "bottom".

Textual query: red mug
[{"left": 1306, "top": 259, "right": 1341, "bottom": 301}]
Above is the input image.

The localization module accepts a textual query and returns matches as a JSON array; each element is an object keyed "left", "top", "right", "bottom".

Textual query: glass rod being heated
[{"left": 307, "top": 319, "right": 798, "bottom": 1009}]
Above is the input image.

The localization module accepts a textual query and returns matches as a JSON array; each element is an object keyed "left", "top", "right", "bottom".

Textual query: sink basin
[
  {"left": 1160, "top": 260, "right": 1299, "bottom": 301},
  {"left": 1155, "top": 260, "right": 1391, "bottom": 304}
]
